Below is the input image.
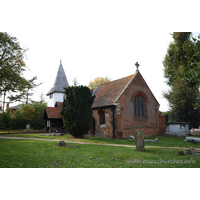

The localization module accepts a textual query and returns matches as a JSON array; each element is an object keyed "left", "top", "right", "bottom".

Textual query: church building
[
  {"left": 89, "top": 62, "right": 166, "bottom": 138},
  {"left": 43, "top": 61, "right": 166, "bottom": 137}
]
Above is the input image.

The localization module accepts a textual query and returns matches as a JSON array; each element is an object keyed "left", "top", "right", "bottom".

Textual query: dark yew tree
[{"left": 60, "top": 86, "right": 95, "bottom": 138}]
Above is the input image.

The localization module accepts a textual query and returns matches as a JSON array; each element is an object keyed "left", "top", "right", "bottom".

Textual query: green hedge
[
  {"left": 0, "top": 113, "right": 45, "bottom": 130},
  {"left": 0, "top": 102, "right": 46, "bottom": 130}
]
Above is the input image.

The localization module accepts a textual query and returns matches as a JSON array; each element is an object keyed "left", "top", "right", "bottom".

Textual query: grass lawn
[
  {"left": 2, "top": 133, "right": 200, "bottom": 148},
  {"left": 0, "top": 137, "right": 200, "bottom": 168}
]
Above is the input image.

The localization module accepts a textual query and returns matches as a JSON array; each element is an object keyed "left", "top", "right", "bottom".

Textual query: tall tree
[
  {"left": 163, "top": 32, "right": 200, "bottom": 128},
  {"left": 60, "top": 86, "right": 95, "bottom": 138},
  {"left": 163, "top": 78, "right": 200, "bottom": 127},
  {"left": 0, "top": 32, "right": 30, "bottom": 110},
  {"left": 89, "top": 77, "right": 111, "bottom": 90},
  {"left": 184, "top": 35, "right": 200, "bottom": 87},
  {"left": 8, "top": 76, "right": 42, "bottom": 104},
  {"left": 163, "top": 32, "right": 195, "bottom": 86}
]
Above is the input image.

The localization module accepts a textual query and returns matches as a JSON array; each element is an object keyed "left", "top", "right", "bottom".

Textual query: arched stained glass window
[{"left": 134, "top": 95, "right": 147, "bottom": 118}]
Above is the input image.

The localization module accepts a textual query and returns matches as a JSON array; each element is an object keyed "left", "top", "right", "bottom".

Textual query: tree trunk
[{"left": 3, "top": 92, "right": 6, "bottom": 111}]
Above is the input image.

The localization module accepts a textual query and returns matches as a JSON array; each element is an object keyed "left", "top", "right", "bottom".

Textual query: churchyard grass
[
  {"left": 0, "top": 138, "right": 200, "bottom": 168},
  {"left": 0, "top": 129, "right": 45, "bottom": 134},
  {"left": 1, "top": 133, "right": 200, "bottom": 148}
]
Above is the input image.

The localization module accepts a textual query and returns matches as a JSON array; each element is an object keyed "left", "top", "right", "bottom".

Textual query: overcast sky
[{"left": 1, "top": 0, "right": 199, "bottom": 111}]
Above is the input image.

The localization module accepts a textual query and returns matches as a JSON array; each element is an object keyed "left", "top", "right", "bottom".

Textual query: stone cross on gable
[{"left": 135, "top": 62, "right": 140, "bottom": 71}]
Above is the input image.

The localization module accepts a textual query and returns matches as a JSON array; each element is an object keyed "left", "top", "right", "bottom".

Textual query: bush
[
  {"left": 30, "top": 119, "right": 45, "bottom": 130},
  {"left": 0, "top": 110, "right": 12, "bottom": 128},
  {"left": 61, "top": 86, "right": 95, "bottom": 138},
  {"left": 10, "top": 118, "right": 32, "bottom": 129},
  {"left": 0, "top": 102, "right": 47, "bottom": 130}
]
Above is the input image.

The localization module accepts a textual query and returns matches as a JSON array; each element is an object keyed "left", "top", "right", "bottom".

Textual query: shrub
[
  {"left": 61, "top": 86, "right": 95, "bottom": 138},
  {"left": 1, "top": 102, "right": 47, "bottom": 130},
  {"left": 0, "top": 109, "right": 12, "bottom": 128}
]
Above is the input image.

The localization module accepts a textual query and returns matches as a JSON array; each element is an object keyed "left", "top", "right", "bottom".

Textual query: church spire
[{"left": 46, "top": 61, "right": 69, "bottom": 96}]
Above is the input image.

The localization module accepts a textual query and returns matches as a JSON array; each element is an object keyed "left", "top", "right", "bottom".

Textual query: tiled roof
[
  {"left": 46, "top": 61, "right": 69, "bottom": 95},
  {"left": 44, "top": 107, "right": 62, "bottom": 119},
  {"left": 92, "top": 74, "right": 135, "bottom": 108}
]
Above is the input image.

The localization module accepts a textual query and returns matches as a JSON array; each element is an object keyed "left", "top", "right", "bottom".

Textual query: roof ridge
[{"left": 92, "top": 83, "right": 102, "bottom": 96}]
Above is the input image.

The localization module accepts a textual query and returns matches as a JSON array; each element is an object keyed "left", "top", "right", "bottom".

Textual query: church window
[
  {"left": 134, "top": 95, "right": 147, "bottom": 118},
  {"left": 47, "top": 120, "right": 50, "bottom": 127},
  {"left": 50, "top": 93, "right": 53, "bottom": 99},
  {"left": 98, "top": 109, "right": 105, "bottom": 125}
]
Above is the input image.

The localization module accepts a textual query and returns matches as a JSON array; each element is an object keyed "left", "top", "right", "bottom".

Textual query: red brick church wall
[
  {"left": 116, "top": 72, "right": 161, "bottom": 138},
  {"left": 158, "top": 112, "right": 166, "bottom": 135},
  {"left": 90, "top": 72, "right": 166, "bottom": 138},
  {"left": 91, "top": 108, "right": 114, "bottom": 137}
]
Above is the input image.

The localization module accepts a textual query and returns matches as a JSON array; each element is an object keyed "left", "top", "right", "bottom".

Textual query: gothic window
[
  {"left": 98, "top": 109, "right": 105, "bottom": 125},
  {"left": 134, "top": 95, "right": 147, "bottom": 118}
]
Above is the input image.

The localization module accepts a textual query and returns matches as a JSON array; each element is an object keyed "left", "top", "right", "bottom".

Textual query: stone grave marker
[
  {"left": 26, "top": 124, "right": 30, "bottom": 132},
  {"left": 135, "top": 129, "right": 145, "bottom": 151},
  {"left": 58, "top": 141, "right": 67, "bottom": 146}
]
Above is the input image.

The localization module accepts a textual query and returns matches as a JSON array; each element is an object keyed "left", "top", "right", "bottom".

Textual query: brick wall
[
  {"left": 116, "top": 72, "right": 161, "bottom": 138},
  {"left": 91, "top": 107, "right": 116, "bottom": 138},
  {"left": 90, "top": 72, "right": 166, "bottom": 139},
  {"left": 158, "top": 112, "right": 166, "bottom": 135}
]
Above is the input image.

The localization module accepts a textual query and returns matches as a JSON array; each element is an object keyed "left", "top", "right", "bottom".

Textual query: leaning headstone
[{"left": 135, "top": 129, "right": 145, "bottom": 151}]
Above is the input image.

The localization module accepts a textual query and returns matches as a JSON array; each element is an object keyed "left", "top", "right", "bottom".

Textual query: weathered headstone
[
  {"left": 177, "top": 150, "right": 184, "bottom": 156},
  {"left": 58, "top": 141, "right": 67, "bottom": 146},
  {"left": 135, "top": 129, "right": 145, "bottom": 151},
  {"left": 26, "top": 124, "right": 30, "bottom": 132}
]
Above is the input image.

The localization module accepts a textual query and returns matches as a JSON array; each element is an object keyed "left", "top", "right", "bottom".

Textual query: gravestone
[
  {"left": 26, "top": 124, "right": 30, "bottom": 132},
  {"left": 135, "top": 129, "right": 145, "bottom": 151},
  {"left": 177, "top": 150, "right": 184, "bottom": 156},
  {"left": 58, "top": 141, "right": 67, "bottom": 146}
]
